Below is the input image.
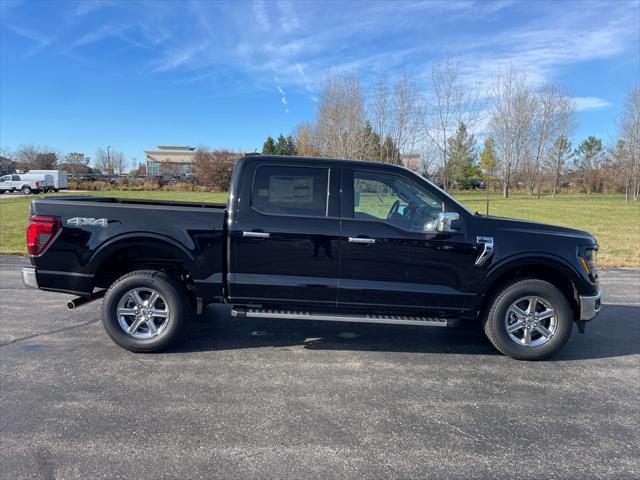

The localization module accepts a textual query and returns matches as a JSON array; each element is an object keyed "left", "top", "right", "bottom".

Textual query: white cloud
[
  {"left": 253, "top": 0, "right": 270, "bottom": 31},
  {"left": 573, "top": 97, "right": 613, "bottom": 111}
]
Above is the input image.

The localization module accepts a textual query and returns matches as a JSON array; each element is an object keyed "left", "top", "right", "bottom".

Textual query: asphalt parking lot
[{"left": 1, "top": 256, "right": 638, "bottom": 480}]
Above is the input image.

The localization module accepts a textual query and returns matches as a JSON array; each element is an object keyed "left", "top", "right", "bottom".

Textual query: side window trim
[{"left": 249, "top": 163, "right": 331, "bottom": 219}]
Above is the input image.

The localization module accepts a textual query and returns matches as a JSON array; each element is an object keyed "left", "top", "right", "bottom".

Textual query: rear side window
[
  {"left": 252, "top": 165, "right": 329, "bottom": 217},
  {"left": 12, "top": 175, "right": 20, "bottom": 181}
]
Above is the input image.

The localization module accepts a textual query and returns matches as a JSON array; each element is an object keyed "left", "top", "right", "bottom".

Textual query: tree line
[
  {"left": 0, "top": 144, "right": 145, "bottom": 176},
  {"left": 259, "top": 65, "right": 639, "bottom": 201}
]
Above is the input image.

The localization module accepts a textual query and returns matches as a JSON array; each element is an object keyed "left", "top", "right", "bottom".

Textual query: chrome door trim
[
  {"left": 242, "top": 231, "right": 270, "bottom": 239},
  {"left": 348, "top": 237, "right": 376, "bottom": 244}
]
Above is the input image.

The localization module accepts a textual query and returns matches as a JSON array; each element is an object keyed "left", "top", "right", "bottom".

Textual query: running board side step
[{"left": 231, "top": 308, "right": 458, "bottom": 327}]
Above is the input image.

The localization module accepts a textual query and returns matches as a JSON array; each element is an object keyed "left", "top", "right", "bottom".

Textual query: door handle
[
  {"left": 243, "top": 231, "right": 270, "bottom": 239},
  {"left": 348, "top": 237, "right": 376, "bottom": 244}
]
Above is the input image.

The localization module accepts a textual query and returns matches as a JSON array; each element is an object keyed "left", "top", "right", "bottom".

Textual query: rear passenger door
[{"left": 229, "top": 161, "right": 341, "bottom": 307}]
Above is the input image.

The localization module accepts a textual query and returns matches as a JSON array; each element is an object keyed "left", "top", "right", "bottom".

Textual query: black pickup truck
[{"left": 23, "top": 155, "right": 602, "bottom": 359}]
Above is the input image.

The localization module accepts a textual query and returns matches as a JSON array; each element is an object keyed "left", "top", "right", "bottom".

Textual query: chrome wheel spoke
[
  {"left": 535, "top": 324, "right": 552, "bottom": 338},
  {"left": 527, "top": 297, "right": 538, "bottom": 315},
  {"left": 150, "top": 309, "right": 167, "bottom": 318},
  {"left": 508, "top": 305, "right": 527, "bottom": 319},
  {"left": 522, "top": 328, "right": 532, "bottom": 346},
  {"left": 128, "top": 317, "right": 144, "bottom": 334},
  {"left": 147, "top": 291, "right": 160, "bottom": 307},
  {"left": 537, "top": 308, "right": 555, "bottom": 321},
  {"left": 507, "top": 320, "right": 525, "bottom": 333},
  {"left": 130, "top": 290, "right": 145, "bottom": 307},
  {"left": 146, "top": 319, "right": 158, "bottom": 336},
  {"left": 117, "top": 307, "right": 137, "bottom": 316}
]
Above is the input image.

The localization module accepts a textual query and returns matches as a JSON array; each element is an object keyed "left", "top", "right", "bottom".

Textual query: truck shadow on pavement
[{"left": 168, "top": 303, "right": 640, "bottom": 361}]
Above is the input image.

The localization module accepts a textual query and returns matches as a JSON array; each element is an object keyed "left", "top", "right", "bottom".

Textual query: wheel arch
[
  {"left": 89, "top": 234, "right": 201, "bottom": 292},
  {"left": 479, "top": 255, "right": 581, "bottom": 320}
]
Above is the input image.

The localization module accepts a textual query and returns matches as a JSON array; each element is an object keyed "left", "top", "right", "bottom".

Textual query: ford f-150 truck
[{"left": 22, "top": 155, "right": 602, "bottom": 360}]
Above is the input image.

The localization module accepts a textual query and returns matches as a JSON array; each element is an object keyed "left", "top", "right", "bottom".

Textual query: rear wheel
[
  {"left": 102, "top": 270, "right": 188, "bottom": 352},
  {"left": 21, "top": 185, "right": 32, "bottom": 195},
  {"left": 483, "top": 279, "right": 573, "bottom": 360}
]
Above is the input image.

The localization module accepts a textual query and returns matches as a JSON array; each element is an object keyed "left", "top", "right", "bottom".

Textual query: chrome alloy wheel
[
  {"left": 504, "top": 296, "right": 557, "bottom": 347},
  {"left": 116, "top": 288, "right": 170, "bottom": 339}
]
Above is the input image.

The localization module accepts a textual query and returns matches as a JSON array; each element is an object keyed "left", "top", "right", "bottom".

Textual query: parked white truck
[
  {"left": 0, "top": 174, "right": 55, "bottom": 194},
  {"left": 28, "top": 170, "right": 68, "bottom": 192}
]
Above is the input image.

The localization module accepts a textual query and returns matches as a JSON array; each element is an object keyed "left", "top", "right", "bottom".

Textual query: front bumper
[
  {"left": 22, "top": 267, "right": 38, "bottom": 289},
  {"left": 579, "top": 288, "right": 603, "bottom": 320}
]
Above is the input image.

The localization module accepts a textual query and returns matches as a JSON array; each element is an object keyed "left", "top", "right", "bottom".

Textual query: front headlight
[{"left": 579, "top": 248, "right": 598, "bottom": 279}]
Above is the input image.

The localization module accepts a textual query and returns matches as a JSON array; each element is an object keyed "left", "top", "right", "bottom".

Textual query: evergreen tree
[
  {"left": 262, "top": 136, "right": 276, "bottom": 154},
  {"left": 575, "top": 136, "right": 603, "bottom": 193},
  {"left": 446, "top": 122, "right": 478, "bottom": 188},
  {"left": 381, "top": 136, "right": 400, "bottom": 165}
]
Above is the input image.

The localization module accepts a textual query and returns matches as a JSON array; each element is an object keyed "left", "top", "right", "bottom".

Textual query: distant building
[
  {"left": 400, "top": 153, "right": 422, "bottom": 171},
  {"left": 144, "top": 145, "right": 196, "bottom": 177},
  {"left": 0, "top": 156, "right": 16, "bottom": 175}
]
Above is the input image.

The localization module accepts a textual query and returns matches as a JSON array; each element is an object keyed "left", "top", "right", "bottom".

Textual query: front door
[
  {"left": 338, "top": 167, "right": 477, "bottom": 316},
  {"left": 229, "top": 161, "right": 341, "bottom": 307}
]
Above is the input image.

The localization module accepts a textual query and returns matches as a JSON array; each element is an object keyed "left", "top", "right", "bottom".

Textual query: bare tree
[
  {"left": 94, "top": 148, "right": 111, "bottom": 173},
  {"left": 315, "top": 73, "right": 369, "bottom": 159},
  {"left": 93, "top": 148, "right": 125, "bottom": 174},
  {"left": 489, "top": 67, "right": 535, "bottom": 198},
  {"left": 193, "top": 148, "right": 240, "bottom": 190},
  {"left": 620, "top": 82, "right": 640, "bottom": 201},
  {"left": 370, "top": 73, "right": 422, "bottom": 163},
  {"left": 111, "top": 151, "right": 127, "bottom": 175},
  {"left": 293, "top": 121, "right": 321, "bottom": 157},
  {"left": 14, "top": 144, "right": 59, "bottom": 169},
  {"left": 423, "top": 61, "right": 480, "bottom": 191}
]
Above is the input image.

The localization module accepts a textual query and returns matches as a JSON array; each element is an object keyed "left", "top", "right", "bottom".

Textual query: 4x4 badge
[{"left": 67, "top": 217, "right": 108, "bottom": 228}]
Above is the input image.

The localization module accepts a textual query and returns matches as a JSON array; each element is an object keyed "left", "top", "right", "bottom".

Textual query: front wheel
[
  {"left": 483, "top": 279, "right": 573, "bottom": 360},
  {"left": 21, "top": 186, "right": 32, "bottom": 195},
  {"left": 101, "top": 270, "right": 188, "bottom": 352}
]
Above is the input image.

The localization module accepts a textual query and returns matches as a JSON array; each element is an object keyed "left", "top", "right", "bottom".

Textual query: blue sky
[{"left": 1, "top": 0, "right": 638, "bottom": 165}]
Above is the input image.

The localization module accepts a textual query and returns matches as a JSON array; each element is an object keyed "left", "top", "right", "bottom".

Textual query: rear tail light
[{"left": 26, "top": 215, "right": 61, "bottom": 255}]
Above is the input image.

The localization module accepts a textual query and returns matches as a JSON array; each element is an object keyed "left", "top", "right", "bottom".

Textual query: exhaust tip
[{"left": 66, "top": 300, "right": 76, "bottom": 310}]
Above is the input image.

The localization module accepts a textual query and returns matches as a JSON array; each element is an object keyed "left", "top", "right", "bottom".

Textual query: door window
[
  {"left": 0, "top": 176, "right": 10, "bottom": 182},
  {"left": 252, "top": 165, "right": 329, "bottom": 217},
  {"left": 353, "top": 170, "right": 443, "bottom": 232}
]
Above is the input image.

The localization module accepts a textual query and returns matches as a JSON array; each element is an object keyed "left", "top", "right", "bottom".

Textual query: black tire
[
  {"left": 0, "top": 190, "right": 5, "bottom": 194},
  {"left": 483, "top": 278, "right": 573, "bottom": 360},
  {"left": 101, "top": 270, "right": 188, "bottom": 352},
  {"left": 21, "top": 185, "right": 32, "bottom": 195}
]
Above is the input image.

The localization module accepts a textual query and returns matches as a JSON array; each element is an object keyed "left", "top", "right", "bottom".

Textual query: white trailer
[{"left": 28, "top": 170, "right": 68, "bottom": 191}]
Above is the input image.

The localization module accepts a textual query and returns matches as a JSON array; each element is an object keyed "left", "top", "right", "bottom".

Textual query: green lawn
[{"left": 1, "top": 190, "right": 638, "bottom": 267}]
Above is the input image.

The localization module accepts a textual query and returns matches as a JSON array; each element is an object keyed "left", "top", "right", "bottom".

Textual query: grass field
[{"left": 1, "top": 190, "right": 638, "bottom": 267}]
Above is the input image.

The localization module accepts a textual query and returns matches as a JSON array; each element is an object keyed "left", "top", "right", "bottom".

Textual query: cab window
[
  {"left": 0, "top": 175, "right": 10, "bottom": 182},
  {"left": 353, "top": 170, "right": 443, "bottom": 232},
  {"left": 252, "top": 165, "right": 329, "bottom": 217},
  {"left": 12, "top": 175, "right": 20, "bottom": 181}
]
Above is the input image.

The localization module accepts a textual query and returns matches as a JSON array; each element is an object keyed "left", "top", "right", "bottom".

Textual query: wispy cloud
[
  {"left": 574, "top": 97, "right": 613, "bottom": 112},
  {"left": 6, "top": 24, "right": 54, "bottom": 56},
  {"left": 253, "top": 0, "right": 270, "bottom": 31}
]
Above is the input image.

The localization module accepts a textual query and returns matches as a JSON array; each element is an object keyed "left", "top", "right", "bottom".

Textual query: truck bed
[{"left": 29, "top": 195, "right": 228, "bottom": 300}]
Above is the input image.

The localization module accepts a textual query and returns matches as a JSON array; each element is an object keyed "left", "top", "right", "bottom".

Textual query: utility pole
[{"left": 107, "top": 146, "right": 111, "bottom": 174}]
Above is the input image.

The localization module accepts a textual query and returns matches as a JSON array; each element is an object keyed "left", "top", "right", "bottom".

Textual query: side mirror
[{"left": 436, "top": 212, "right": 460, "bottom": 233}]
